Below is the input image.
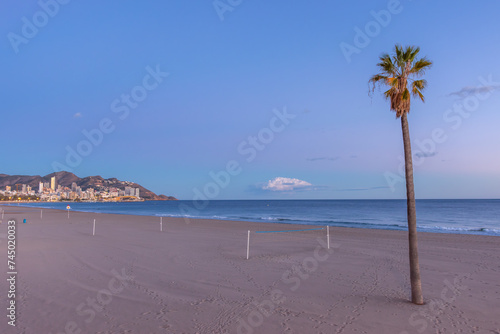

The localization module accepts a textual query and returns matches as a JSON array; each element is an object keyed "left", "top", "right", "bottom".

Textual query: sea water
[{"left": 19, "top": 199, "right": 500, "bottom": 236}]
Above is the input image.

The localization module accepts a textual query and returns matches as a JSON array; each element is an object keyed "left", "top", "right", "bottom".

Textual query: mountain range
[{"left": 0, "top": 171, "right": 177, "bottom": 201}]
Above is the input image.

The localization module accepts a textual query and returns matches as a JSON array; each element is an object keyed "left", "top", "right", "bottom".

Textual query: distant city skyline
[
  {"left": 0, "top": 175, "right": 142, "bottom": 202},
  {"left": 1, "top": 1, "right": 500, "bottom": 200}
]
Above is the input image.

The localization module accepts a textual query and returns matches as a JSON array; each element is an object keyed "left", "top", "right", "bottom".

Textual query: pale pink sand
[{"left": 0, "top": 205, "right": 499, "bottom": 334}]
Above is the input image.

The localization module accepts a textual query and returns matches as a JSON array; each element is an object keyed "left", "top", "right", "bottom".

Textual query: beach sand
[{"left": 0, "top": 205, "right": 499, "bottom": 333}]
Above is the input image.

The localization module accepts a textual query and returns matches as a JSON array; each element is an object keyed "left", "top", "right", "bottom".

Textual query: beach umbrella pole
[
  {"left": 327, "top": 226, "right": 330, "bottom": 250},
  {"left": 246, "top": 230, "right": 250, "bottom": 260}
]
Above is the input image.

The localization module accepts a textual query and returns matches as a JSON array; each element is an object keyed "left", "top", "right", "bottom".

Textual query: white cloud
[
  {"left": 73, "top": 112, "right": 82, "bottom": 118},
  {"left": 261, "top": 177, "right": 312, "bottom": 192}
]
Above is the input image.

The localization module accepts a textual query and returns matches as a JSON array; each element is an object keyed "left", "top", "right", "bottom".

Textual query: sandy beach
[{"left": 0, "top": 205, "right": 499, "bottom": 333}]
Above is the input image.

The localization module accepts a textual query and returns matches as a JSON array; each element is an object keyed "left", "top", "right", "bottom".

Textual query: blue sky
[{"left": 1, "top": 0, "right": 500, "bottom": 200}]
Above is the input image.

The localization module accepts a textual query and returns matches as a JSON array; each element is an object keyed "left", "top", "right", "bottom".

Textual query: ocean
[{"left": 17, "top": 199, "right": 500, "bottom": 236}]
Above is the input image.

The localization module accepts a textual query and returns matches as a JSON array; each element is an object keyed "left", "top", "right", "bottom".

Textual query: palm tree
[{"left": 369, "top": 45, "right": 432, "bottom": 305}]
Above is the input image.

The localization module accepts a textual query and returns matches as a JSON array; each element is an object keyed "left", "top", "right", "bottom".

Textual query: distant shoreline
[{"left": 0, "top": 198, "right": 176, "bottom": 204}]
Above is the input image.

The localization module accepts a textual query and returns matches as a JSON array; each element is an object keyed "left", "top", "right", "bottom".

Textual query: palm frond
[
  {"left": 369, "top": 74, "right": 388, "bottom": 83},
  {"left": 387, "top": 77, "right": 398, "bottom": 87},
  {"left": 402, "top": 47, "right": 411, "bottom": 62},
  {"left": 412, "top": 87, "right": 424, "bottom": 102},
  {"left": 376, "top": 54, "right": 399, "bottom": 76},
  {"left": 411, "top": 80, "right": 426, "bottom": 101},
  {"left": 394, "top": 44, "right": 403, "bottom": 67},
  {"left": 412, "top": 79, "right": 427, "bottom": 90},
  {"left": 383, "top": 88, "right": 392, "bottom": 100},
  {"left": 409, "top": 46, "right": 420, "bottom": 62},
  {"left": 410, "top": 58, "right": 432, "bottom": 76},
  {"left": 402, "top": 88, "right": 410, "bottom": 101}
]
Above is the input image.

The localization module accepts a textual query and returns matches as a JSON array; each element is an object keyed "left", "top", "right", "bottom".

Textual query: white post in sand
[
  {"left": 1, "top": 209, "right": 3, "bottom": 219},
  {"left": 160, "top": 217, "right": 163, "bottom": 232},
  {"left": 93, "top": 219, "right": 96, "bottom": 236},
  {"left": 41, "top": 210, "right": 43, "bottom": 220},
  {"left": 327, "top": 226, "right": 330, "bottom": 250},
  {"left": 246, "top": 230, "right": 250, "bottom": 260}
]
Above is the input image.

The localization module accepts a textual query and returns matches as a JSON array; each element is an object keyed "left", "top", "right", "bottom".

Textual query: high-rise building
[
  {"left": 135, "top": 188, "right": 140, "bottom": 198},
  {"left": 51, "top": 176, "right": 56, "bottom": 191},
  {"left": 124, "top": 186, "right": 132, "bottom": 196},
  {"left": 39, "top": 182, "right": 43, "bottom": 194},
  {"left": 71, "top": 182, "right": 77, "bottom": 191}
]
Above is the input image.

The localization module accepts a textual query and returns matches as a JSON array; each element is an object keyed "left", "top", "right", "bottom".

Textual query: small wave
[
  {"left": 212, "top": 215, "right": 230, "bottom": 220},
  {"left": 417, "top": 225, "right": 500, "bottom": 235},
  {"left": 154, "top": 213, "right": 207, "bottom": 220},
  {"left": 254, "top": 216, "right": 408, "bottom": 230},
  {"left": 258, "top": 216, "right": 296, "bottom": 222}
]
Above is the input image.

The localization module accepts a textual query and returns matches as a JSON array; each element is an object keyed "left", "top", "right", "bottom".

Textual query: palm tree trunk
[{"left": 401, "top": 113, "right": 424, "bottom": 305}]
